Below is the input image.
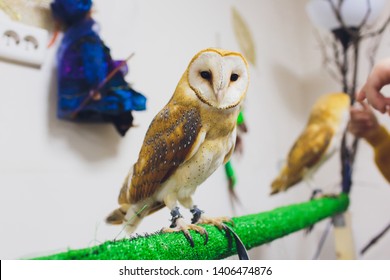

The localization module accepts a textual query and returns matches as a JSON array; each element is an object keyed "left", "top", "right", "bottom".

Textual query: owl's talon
[
  {"left": 203, "top": 230, "right": 209, "bottom": 245},
  {"left": 163, "top": 226, "right": 195, "bottom": 247},
  {"left": 183, "top": 229, "right": 195, "bottom": 247},
  {"left": 197, "top": 216, "right": 232, "bottom": 231}
]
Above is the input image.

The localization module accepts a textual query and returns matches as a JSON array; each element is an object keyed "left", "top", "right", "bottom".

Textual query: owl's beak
[{"left": 215, "top": 89, "right": 225, "bottom": 103}]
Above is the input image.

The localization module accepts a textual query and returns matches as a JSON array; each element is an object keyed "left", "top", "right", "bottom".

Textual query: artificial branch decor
[
  {"left": 307, "top": 0, "right": 390, "bottom": 193},
  {"left": 33, "top": 195, "right": 349, "bottom": 260}
]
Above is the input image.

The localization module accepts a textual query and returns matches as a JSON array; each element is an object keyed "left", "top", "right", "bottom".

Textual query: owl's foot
[
  {"left": 163, "top": 207, "right": 208, "bottom": 247},
  {"left": 309, "top": 189, "right": 324, "bottom": 200},
  {"left": 163, "top": 218, "right": 208, "bottom": 247},
  {"left": 190, "top": 206, "right": 232, "bottom": 232},
  {"left": 193, "top": 214, "right": 249, "bottom": 260},
  {"left": 309, "top": 189, "right": 338, "bottom": 200}
]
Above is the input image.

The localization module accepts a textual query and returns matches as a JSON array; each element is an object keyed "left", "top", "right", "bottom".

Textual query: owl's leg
[
  {"left": 178, "top": 195, "right": 232, "bottom": 230},
  {"left": 190, "top": 205, "right": 203, "bottom": 224},
  {"left": 178, "top": 197, "right": 203, "bottom": 224},
  {"left": 168, "top": 206, "right": 183, "bottom": 228},
  {"left": 162, "top": 195, "right": 207, "bottom": 247},
  {"left": 304, "top": 176, "right": 336, "bottom": 200}
]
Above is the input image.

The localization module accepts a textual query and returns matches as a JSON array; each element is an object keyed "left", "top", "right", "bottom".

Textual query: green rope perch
[{"left": 34, "top": 194, "right": 349, "bottom": 260}]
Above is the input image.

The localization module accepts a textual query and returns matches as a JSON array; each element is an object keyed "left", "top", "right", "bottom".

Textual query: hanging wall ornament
[
  {"left": 51, "top": 0, "right": 146, "bottom": 136},
  {"left": 231, "top": 6, "right": 256, "bottom": 67}
]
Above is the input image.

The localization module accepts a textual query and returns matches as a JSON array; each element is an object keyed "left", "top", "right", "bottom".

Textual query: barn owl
[
  {"left": 271, "top": 92, "right": 350, "bottom": 195},
  {"left": 106, "top": 48, "right": 249, "bottom": 245}
]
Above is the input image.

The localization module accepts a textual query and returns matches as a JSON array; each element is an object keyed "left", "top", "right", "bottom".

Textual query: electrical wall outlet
[{"left": 0, "top": 11, "right": 49, "bottom": 67}]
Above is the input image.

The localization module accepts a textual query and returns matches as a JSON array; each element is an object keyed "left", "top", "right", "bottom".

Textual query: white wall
[{"left": 0, "top": 0, "right": 389, "bottom": 260}]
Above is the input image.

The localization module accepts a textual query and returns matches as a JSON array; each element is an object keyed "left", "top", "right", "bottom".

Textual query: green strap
[
  {"left": 237, "top": 111, "right": 245, "bottom": 125},
  {"left": 224, "top": 161, "right": 237, "bottom": 188}
]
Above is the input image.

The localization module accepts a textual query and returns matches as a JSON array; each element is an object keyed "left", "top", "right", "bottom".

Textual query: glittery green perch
[{"left": 34, "top": 194, "right": 349, "bottom": 260}]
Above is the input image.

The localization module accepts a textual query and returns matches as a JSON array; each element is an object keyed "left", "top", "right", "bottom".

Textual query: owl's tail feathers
[
  {"left": 106, "top": 204, "right": 131, "bottom": 225},
  {"left": 106, "top": 204, "right": 149, "bottom": 234},
  {"left": 270, "top": 166, "right": 287, "bottom": 195},
  {"left": 271, "top": 167, "right": 302, "bottom": 195},
  {"left": 270, "top": 179, "right": 284, "bottom": 195},
  {"left": 106, "top": 201, "right": 165, "bottom": 234}
]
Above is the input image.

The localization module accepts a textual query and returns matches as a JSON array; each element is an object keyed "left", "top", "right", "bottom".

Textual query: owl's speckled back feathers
[{"left": 129, "top": 104, "right": 202, "bottom": 204}]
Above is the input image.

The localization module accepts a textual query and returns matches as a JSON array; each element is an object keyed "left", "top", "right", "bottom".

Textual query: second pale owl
[
  {"left": 106, "top": 48, "right": 249, "bottom": 244},
  {"left": 271, "top": 93, "right": 350, "bottom": 195}
]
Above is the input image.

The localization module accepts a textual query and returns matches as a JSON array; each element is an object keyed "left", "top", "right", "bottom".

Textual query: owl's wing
[
  {"left": 129, "top": 105, "right": 203, "bottom": 204},
  {"left": 287, "top": 124, "right": 334, "bottom": 172}
]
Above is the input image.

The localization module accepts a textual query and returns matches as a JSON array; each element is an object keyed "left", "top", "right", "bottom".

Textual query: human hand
[
  {"left": 357, "top": 58, "right": 390, "bottom": 115},
  {"left": 348, "top": 101, "right": 379, "bottom": 139}
]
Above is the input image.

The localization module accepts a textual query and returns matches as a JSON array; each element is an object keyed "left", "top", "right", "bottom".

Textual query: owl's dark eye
[
  {"left": 230, "top": 73, "right": 239, "bottom": 82},
  {"left": 200, "top": 71, "right": 211, "bottom": 80}
]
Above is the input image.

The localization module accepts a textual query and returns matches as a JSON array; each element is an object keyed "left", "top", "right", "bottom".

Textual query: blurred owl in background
[
  {"left": 271, "top": 92, "right": 350, "bottom": 195},
  {"left": 106, "top": 48, "right": 249, "bottom": 245}
]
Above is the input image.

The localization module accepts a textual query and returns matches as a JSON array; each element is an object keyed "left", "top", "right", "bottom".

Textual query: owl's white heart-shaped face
[{"left": 187, "top": 49, "right": 249, "bottom": 110}]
